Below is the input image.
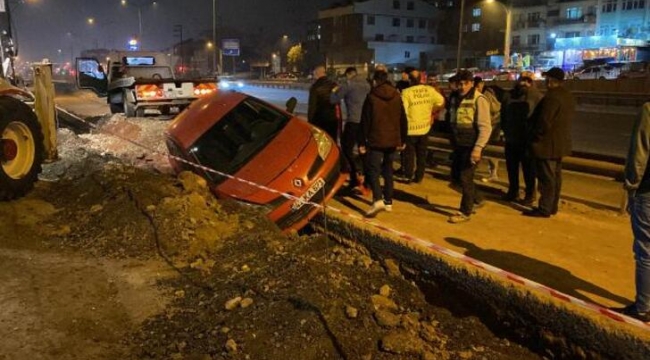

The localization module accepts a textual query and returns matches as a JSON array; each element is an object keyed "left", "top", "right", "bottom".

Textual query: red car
[{"left": 165, "top": 91, "right": 345, "bottom": 232}]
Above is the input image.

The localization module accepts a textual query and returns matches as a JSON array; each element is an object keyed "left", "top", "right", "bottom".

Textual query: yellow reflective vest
[{"left": 401, "top": 84, "right": 445, "bottom": 136}]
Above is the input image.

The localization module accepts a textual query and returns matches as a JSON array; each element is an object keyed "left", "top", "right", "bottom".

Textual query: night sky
[{"left": 10, "top": 0, "right": 334, "bottom": 63}]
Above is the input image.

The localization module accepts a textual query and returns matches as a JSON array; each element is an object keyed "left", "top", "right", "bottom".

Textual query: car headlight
[
  {"left": 310, "top": 126, "right": 332, "bottom": 160},
  {"left": 219, "top": 80, "right": 230, "bottom": 88},
  {"left": 236, "top": 81, "right": 244, "bottom": 87}
]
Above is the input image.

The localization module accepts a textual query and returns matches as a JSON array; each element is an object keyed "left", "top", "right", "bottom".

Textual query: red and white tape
[{"left": 69, "top": 112, "right": 650, "bottom": 331}]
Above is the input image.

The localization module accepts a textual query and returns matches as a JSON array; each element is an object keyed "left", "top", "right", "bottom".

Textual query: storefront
[{"left": 554, "top": 35, "right": 648, "bottom": 70}]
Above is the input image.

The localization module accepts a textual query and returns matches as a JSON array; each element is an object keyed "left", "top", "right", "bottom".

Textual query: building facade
[{"left": 317, "top": 0, "right": 445, "bottom": 74}]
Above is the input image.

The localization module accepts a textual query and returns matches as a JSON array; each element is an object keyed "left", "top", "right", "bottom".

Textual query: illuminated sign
[
  {"left": 222, "top": 39, "right": 240, "bottom": 56},
  {"left": 555, "top": 35, "right": 648, "bottom": 50}
]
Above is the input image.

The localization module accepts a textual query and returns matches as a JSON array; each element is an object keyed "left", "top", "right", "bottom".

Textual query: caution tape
[{"left": 67, "top": 111, "right": 650, "bottom": 332}]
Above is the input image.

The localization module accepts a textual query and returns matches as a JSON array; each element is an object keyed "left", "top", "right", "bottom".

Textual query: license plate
[{"left": 291, "top": 178, "right": 326, "bottom": 210}]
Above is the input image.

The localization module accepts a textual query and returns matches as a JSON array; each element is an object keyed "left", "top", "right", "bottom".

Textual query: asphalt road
[{"left": 242, "top": 85, "right": 637, "bottom": 160}]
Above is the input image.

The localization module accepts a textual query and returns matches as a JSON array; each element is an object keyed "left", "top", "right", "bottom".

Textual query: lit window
[
  {"left": 472, "top": 8, "right": 481, "bottom": 17},
  {"left": 471, "top": 23, "right": 480, "bottom": 32},
  {"left": 566, "top": 7, "right": 582, "bottom": 19}
]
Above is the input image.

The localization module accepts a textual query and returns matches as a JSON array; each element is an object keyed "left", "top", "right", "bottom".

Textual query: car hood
[{"left": 217, "top": 118, "right": 313, "bottom": 200}]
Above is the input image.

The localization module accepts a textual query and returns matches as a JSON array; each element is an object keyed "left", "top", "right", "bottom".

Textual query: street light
[
  {"left": 120, "top": 0, "right": 158, "bottom": 49},
  {"left": 486, "top": 0, "right": 512, "bottom": 68}
]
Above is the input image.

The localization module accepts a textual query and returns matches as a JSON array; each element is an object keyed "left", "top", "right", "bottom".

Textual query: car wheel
[
  {"left": 123, "top": 91, "right": 136, "bottom": 117},
  {"left": 599, "top": 76, "right": 606, "bottom": 80}
]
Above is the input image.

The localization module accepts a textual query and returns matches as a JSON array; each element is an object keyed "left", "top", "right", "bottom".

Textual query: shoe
[
  {"left": 365, "top": 201, "right": 386, "bottom": 218},
  {"left": 519, "top": 196, "right": 536, "bottom": 207},
  {"left": 394, "top": 168, "right": 404, "bottom": 177},
  {"left": 473, "top": 201, "right": 485, "bottom": 211},
  {"left": 481, "top": 175, "right": 498, "bottom": 183},
  {"left": 412, "top": 177, "right": 423, "bottom": 184},
  {"left": 522, "top": 208, "right": 551, "bottom": 218},
  {"left": 610, "top": 304, "right": 650, "bottom": 322},
  {"left": 448, "top": 212, "right": 471, "bottom": 224},
  {"left": 384, "top": 203, "right": 393, "bottom": 212},
  {"left": 501, "top": 193, "right": 518, "bottom": 202}
]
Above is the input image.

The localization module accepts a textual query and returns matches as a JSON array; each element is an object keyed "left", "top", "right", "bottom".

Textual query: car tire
[
  {"left": 599, "top": 76, "right": 606, "bottom": 80},
  {"left": 123, "top": 91, "right": 136, "bottom": 117},
  {"left": 0, "top": 96, "right": 44, "bottom": 201}
]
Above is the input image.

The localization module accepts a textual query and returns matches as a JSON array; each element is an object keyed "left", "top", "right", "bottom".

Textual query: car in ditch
[{"left": 165, "top": 91, "right": 346, "bottom": 232}]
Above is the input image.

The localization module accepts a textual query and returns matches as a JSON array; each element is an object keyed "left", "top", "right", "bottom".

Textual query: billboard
[{"left": 222, "top": 39, "right": 240, "bottom": 57}]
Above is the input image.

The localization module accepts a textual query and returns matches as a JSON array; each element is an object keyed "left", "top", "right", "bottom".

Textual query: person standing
[
  {"left": 358, "top": 70, "right": 408, "bottom": 217},
  {"left": 330, "top": 67, "right": 371, "bottom": 191},
  {"left": 614, "top": 101, "right": 650, "bottom": 322},
  {"left": 445, "top": 74, "right": 462, "bottom": 185},
  {"left": 308, "top": 65, "right": 340, "bottom": 142},
  {"left": 523, "top": 67, "right": 575, "bottom": 218},
  {"left": 501, "top": 71, "right": 543, "bottom": 205},
  {"left": 447, "top": 70, "right": 492, "bottom": 224},
  {"left": 396, "top": 66, "right": 415, "bottom": 92},
  {"left": 401, "top": 69, "right": 445, "bottom": 183},
  {"left": 473, "top": 76, "right": 502, "bottom": 183}
]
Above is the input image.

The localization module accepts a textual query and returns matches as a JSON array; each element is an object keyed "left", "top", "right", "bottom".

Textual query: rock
[
  {"left": 383, "top": 259, "right": 401, "bottom": 277},
  {"left": 225, "top": 339, "right": 237, "bottom": 354},
  {"left": 371, "top": 294, "right": 398, "bottom": 311},
  {"left": 241, "top": 264, "right": 250, "bottom": 272},
  {"left": 220, "top": 327, "right": 231, "bottom": 334},
  {"left": 240, "top": 297, "right": 254, "bottom": 308},
  {"left": 345, "top": 306, "right": 358, "bottom": 319},
  {"left": 457, "top": 350, "right": 473, "bottom": 359},
  {"left": 146, "top": 205, "right": 156, "bottom": 213},
  {"left": 174, "top": 290, "right": 186, "bottom": 298},
  {"left": 179, "top": 171, "right": 209, "bottom": 193},
  {"left": 380, "top": 331, "right": 424, "bottom": 355},
  {"left": 379, "top": 285, "right": 391, "bottom": 297},
  {"left": 225, "top": 296, "right": 242, "bottom": 310},
  {"left": 357, "top": 255, "right": 373, "bottom": 268},
  {"left": 374, "top": 310, "right": 401, "bottom": 327},
  {"left": 90, "top": 204, "right": 103, "bottom": 214},
  {"left": 420, "top": 321, "right": 447, "bottom": 348},
  {"left": 401, "top": 312, "right": 421, "bottom": 331}
]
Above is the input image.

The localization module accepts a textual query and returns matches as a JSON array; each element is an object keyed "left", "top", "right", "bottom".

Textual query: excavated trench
[{"left": 311, "top": 217, "right": 650, "bottom": 360}]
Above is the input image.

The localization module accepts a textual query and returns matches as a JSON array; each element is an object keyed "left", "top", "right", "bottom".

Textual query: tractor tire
[{"left": 0, "top": 96, "right": 44, "bottom": 201}]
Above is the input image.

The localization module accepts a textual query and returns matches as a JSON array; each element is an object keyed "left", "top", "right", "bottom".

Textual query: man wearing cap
[
  {"left": 524, "top": 67, "right": 575, "bottom": 218},
  {"left": 448, "top": 70, "right": 492, "bottom": 223},
  {"left": 501, "top": 70, "right": 543, "bottom": 205}
]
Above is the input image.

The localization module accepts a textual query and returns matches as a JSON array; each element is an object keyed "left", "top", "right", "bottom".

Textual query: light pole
[
  {"left": 456, "top": 0, "right": 466, "bottom": 70},
  {"left": 120, "top": 0, "right": 157, "bottom": 49},
  {"left": 486, "top": 0, "right": 512, "bottom": 68},
  {"left": 212, "top": 0, "right": 218, "bottom": 75}
]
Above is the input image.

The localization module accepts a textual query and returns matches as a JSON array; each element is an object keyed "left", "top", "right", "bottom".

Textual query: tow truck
[{"left": 0, "top": 0, "right": 56, "bottom": 200}]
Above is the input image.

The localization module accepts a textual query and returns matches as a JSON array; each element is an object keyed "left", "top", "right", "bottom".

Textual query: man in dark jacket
[
  {"left": 501, "top": 70, "right": 543, "bottom": 205},
  {"left": 612, "top": 101, "right": 650, "bottom": 322},
  {"left": 358, "top": 70, "right": 408, "bottom": 217},
  {"left": 524, "top": 67, "right": 575, "bottom": 217},
  {"left": 308, "top": 65, "right": 339, "bottom": 142}
]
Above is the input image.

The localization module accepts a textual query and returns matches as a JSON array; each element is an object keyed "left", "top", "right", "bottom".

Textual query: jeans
[
  {"left": 404, "top": 135, "right": 428, "bottom": 181},
  {"left": 455, "top": 146, "right": 483, "bottom": 216},
  {"left": 340, "top": 122, "right": 362, "bottom": 185},
  {"left": 505, "top": 142, "right": 536, "bottom": 198},
  {"left": 535, "top": 158, "right": 562, "bottom": 215},
  {"left": 366, "top": 148, "right": 396, "bottom": 204},
  {"left": 630, "top": 192, "right": 650, "bottom": 313}
]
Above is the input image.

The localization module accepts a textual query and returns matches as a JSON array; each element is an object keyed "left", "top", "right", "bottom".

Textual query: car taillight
[
  {"left": 136, "top": 84, "right": 163, "bottom": 99},
  {"left": 194, "top": 83, "right": 217, "bottom": 97}
]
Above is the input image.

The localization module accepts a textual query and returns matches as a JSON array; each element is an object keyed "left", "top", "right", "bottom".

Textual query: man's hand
[
  {"left": 398, "top": 143, "right": 406, "bottom": 151},
  {"left": 359, "top": 146, "right": 367, "bottom": 155},
  {"left": 471, "top": 148, "right": 482, "bottom": 165}
]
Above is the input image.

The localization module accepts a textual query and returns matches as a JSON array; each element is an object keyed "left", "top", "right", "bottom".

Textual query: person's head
[
  {"left": 402, "top": 66, "right": 415, "bottom": 80},
  {"left": 408, "top": 69, "right": 421, "bottom": 85},
  {"left": 344, "top": 67, "right": 357, "bottom": 79},
  {"left": 313, "top": 65, "right": 326, "bottom": 79},
  {"left": 542, "top": 67, "right": 565, "bottom": 88},
  {"left": 448, "top": 74, "right": 459, "bottom": 90},
  {"left": 372, "top": 70, "right": 389, "bottom": 86},
  {"left": 517, "top": 70, "right": 535, "bottom": 89},
  {"left": 473, "top": 76, "right": 484, "bottom": 93},
  {"left": 374, "top": 64, "right": 388, "bottom": 73},
  {"left": 456, "top": 70, "right": 474, "bottom": 96}
]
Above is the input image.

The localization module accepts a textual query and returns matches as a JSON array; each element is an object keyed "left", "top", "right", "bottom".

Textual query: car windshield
[{"left": 189, "top": 98, "right": 291, "bottom": 184}]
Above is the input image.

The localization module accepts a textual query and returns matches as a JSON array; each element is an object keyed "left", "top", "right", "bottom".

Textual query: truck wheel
[
  {"left": 123, "top": 91, "right": 136, "bottom": 117},
  {"left": 0, "top": 97, "right": 44, "bottom": 201},
  {"left": 109, "top": 103, "right": 122, "bottom": 114},
  {"left": 135, "top": 108, "right": 145, "bottom": 117}
]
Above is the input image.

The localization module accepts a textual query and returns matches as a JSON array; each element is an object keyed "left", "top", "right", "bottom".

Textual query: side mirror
[{"left": 285, "top": 97, "right": 297, "bottom": 114}]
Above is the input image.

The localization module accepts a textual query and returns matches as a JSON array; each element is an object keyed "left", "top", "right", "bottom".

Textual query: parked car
[
  {"left": 440, "top": 67, "right": 479, "bottom": 81},
  {"left": 269, "top": 72, "right": 298, "bottom": 81},
  {"left": 165, "top": 91, "right": 345, "bottom": 232},
  {"left": 218, "top": 77, "right": 245, "bottom": 89},
  {"left": 572, "top": 65, "right": 617, "bottom": 80}
]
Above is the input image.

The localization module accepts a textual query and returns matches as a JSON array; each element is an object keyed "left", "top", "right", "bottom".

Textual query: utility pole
[
  {"left": 173, "top": 24, "right": 184, "bottom": 74},
  {"left": 456, "top": 0, "right": 466, "bottom": 70},
  {"left": 212, "top": 0, "right": 217, "bottom": 75}
]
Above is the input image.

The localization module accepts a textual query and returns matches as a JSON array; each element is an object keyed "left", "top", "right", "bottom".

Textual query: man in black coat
[
  {"left": 308, "top": 65, "right": 339, "bottom": 142},
  {"left": 523, "top": 67, "right": 575, "bottom": 218}
]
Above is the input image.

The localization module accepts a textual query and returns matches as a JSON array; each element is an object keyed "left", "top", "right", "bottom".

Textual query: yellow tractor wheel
[{"left": 0, "top": 96, "right": 44, "bottom": 200}]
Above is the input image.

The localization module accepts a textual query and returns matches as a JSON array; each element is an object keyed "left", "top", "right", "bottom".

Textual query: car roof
[{"left": 167, "top": 91, "right": 249, "bottom": 148}]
